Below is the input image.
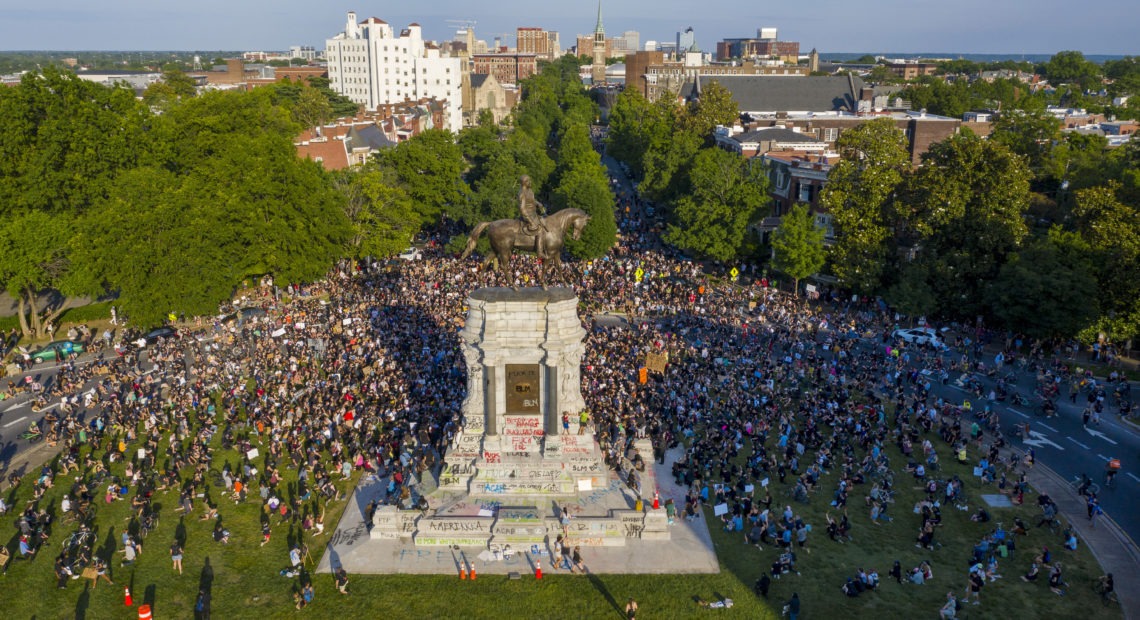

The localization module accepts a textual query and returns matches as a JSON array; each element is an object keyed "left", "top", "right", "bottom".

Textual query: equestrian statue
[{"left": 460, "top": 174, "right": 591, "bottom": 286}]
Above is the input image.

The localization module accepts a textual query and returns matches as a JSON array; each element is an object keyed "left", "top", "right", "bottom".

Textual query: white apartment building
[{"left": 325, "top": 11, "right": 463, "bottom": 133}]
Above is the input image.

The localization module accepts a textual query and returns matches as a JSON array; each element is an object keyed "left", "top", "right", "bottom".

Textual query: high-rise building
[
  {"left": 517, "top": 27, "right": 554, "bottom": 59},
  {"left": 677, "top": 27, "right": 695, "bottom": 54},
  {"left": 591, "top": 1, "right": 606, "bottom": 84},
  {"left": 612, "top": 30, "right": 639, "bottom": 54},
  {"left": 325, "top": 11, "right": 464, "bottom": 132},
  {"left": 547, "top": 31, "right": 561, "bottom": 57}
]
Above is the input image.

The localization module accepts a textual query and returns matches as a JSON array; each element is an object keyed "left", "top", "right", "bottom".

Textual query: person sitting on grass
[
  {"left": 1048, "top": 562, "right": 1066, "bottom": 595},
  {"left": 1021, "top": 562, "right": 1040, "bottom": 582}
]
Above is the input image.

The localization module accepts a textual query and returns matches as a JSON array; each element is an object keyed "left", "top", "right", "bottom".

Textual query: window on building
[
  {"left": 822, "top": 128, "right": 838, "bottom": 142},
  {"left": 798, "top": 183, "right": 812, "bottom": 203}
]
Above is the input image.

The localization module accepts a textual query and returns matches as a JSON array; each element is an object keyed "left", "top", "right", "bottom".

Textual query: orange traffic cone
[
  {"left": 460, "top": 563, "right": 467, "bottom": 580},
  {"left": 469, "top": 561, "right": 477, "bottom": 581},
  {"left": 535, "top": 558, "right": 543, "bottom": 580},
  {"left": 124, "top": 586, "right": 133, "bottom": 606},
  {"left": 653, "top": 491, "right": 660, "bottom": 510}
]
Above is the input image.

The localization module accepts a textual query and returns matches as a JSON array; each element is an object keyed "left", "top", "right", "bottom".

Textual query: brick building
[
  {"left": 885, "top": 61, "right": 938, "bottom": 80},
  {"left": 472, "top": 53, "right": 538, "bottom": 86},
  {"left": 517, "top": 27, "right": 554, "bottom": 59},
  {"left": 625, "top": 50, "right": 809, "bottom": 99}
]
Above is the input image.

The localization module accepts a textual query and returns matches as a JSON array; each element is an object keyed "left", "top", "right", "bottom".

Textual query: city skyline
[{"left": 2, "top": 1, "right": 1138, "bottom": 56}]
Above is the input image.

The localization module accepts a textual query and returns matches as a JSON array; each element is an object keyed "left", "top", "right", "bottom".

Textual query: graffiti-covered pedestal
[{"left": 377, "top": 287, "right": 667, "bottom": 548}]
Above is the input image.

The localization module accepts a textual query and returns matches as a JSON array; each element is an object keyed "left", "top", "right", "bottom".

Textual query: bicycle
[
  {"left": 1070, "top": 474, "right": 1100, "bottom": 498},
  {"left": 19, "top": 430, "right": 43, "bottom": 443}
]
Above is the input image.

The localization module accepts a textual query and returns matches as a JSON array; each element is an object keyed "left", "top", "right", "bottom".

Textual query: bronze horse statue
[{"left": 460, "top": 208, "right": 591, "bottom": 285}]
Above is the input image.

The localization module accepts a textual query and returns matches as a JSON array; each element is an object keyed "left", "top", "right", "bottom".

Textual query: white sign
[
  {"left": 805, "top": 284, "right": 817, "bottom": 293},
  {"left": 761, "top": 478, "right": 770, "bottom": 488},
  {"left": 137, "top": 448, "right": 146, "bottom": 460},
  {"left": 744, "top": 484, "right": 755, "bottom": 493},
  {"left": 271, "top": 328, "right": 287, "bottom": 337},
  {"left": 294, "top": 322, "right": 306, "bottom": 330},
  {"left": 577, "top": 478, "right": 593, "bottom": 491},
  {"left": 342, "top": 318, "right": 353, "bottom": 326},
  {"left": 247, "top": 448, "right": 260, "bottom": 460},
  {"left": 713, "top": 503, "right": 729, "bottom": 517}
]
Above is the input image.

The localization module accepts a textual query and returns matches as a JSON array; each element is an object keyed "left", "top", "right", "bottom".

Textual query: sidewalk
[{"left": 1020, "top": 453, "right": 1139, "bottom": 615}]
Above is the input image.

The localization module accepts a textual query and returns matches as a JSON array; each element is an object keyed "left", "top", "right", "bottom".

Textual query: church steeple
[{"left": 591, "top": 0, "right": 607, "bottom": 85}]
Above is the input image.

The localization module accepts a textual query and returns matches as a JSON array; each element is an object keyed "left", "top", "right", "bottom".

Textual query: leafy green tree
[
  {"left": 684, "top": 81, "right": 739, "bottom": 139},
  {"left": 142, "top": 68, "right": 198, "bottom": 111},
  {"left": 906, "top": 130, "right": 1032, "bottom": 318},
  {"left": 333, "top": 169, "right": 421, "bottom": 259},
  {"left": 72, "top": 90, "right": 350, "bottom": 326},
  {"left": 770, "top": 203, "right": 827, "bottom": 295},
  {"left": 552, "top": 168, "right": 617, "bottom": 259},
  {"left": 819, "top": 118, "right": 911, "bottom": 293},
  {"left": 1045, "top": 51, "right": 1103, "bottom": 90},
  {"left": 552, "top": 123, "right": 604, "bottom": 188},
  {"left": 606, "top": 87, "right": 665, "bottom": 178},
  {"left": 1071, "top": 182, "right": 1140, "bottom": 341},
  {"left": 885, "top": 263, "right": 937, "bottom": 319},
  {"left": 0, "top": 212, "right": 74, "bottom": 338},
  {"left": 291, "top": 85, "right": 334, "bottom": 133},
  {"left": 664, "top": 147, "right": 768, "bottom": 261},
  {"left": 0, "top": 66, "right": 146, "bottom": 214},
  {"left": 375, "top": 129, "right": 469, "bottom": 224},
  {"left": 987, "top": 234, "right": 1099, "bottom": 339},
  {"left": 990, "top": 108, "right": 1062, "bottom": 180},
  {"left": 468, "top": 151, "right": 527, "bottom": 224}
]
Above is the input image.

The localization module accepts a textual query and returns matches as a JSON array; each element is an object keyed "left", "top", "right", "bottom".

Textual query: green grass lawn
[{"left": 0, "top": 412, "right": 1122, "bottom": 619}]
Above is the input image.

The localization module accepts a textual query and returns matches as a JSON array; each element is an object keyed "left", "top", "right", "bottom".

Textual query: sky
[{"left": 1, "top": 1, "right": 1137, "bottom": 55}]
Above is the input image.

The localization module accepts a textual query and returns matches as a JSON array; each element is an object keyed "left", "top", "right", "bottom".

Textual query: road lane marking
[
  {"left": 1013, "top": 410, "right": 1029, "bottom": 419},
  {"left": 1085, "top": 427, "right": 1119, "bottom": 445},
  {"left": 1128, "top": 473, "right": 1140, "bottom": 484},
  {"left": 1067, "top": 437, "right": 1091, "bottom": 450},
  {"left": 1038, "top": 422, "right": 1059, "bottom": 433},
  {"left": 3, "top": 415, "right": 28, "bottom": 428}
]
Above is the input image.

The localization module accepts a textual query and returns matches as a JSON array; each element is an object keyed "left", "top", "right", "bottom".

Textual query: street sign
[
  {"left": 635, "top": 268, "right": 644, "bottom": 282},
  {"left": 730, "top": 267, "right": 739, "bottom": 279}
]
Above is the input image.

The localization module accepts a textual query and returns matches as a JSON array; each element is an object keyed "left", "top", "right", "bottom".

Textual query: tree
[
  {"left": 990, "top": 108, "right": 1062, "bottom": 180},
  {"left": 819, "top": 118, "right": 911, "bottom": 293},
  {"left": 987, "top": 235, "right": 1099, "bottom": 339},
  {"left": 684, "top": 80, "right": 739, "bottom": 140},
  {"left": 375, "top": 129, "right": 469, "bottom": 224},
  {"left": 770, "top": 204, "right": 826, "bottom": 295},
  {"left": 72, "top": 89, "right": 351, "bottom": 327},
  {"left": 552, "top": 168, "right": 617, "bottom": 259},
  {"left": 0, "top": 212, "right": 74, "bottom": 338},
  {"left": 905, "top": 130, "right": 1032, "bottom": 318},
  {"left": 1045, "top": 51, "right": 1102, "bottom": 90},
  {"left": 606, "top": 87, "right": 665, "bottom": 178},
  {"left": 142, "top": 68, "right": 198, "bottom": 111},
  {"left": 1072, "top": 182, "right": 1140, "bottom": 341},
  {"left": 333, "top": 169, "right": 421, "bottom": 259},
  {"left": 885, "top": 263, "right": 937, "bottom": 319},
  {"left": 664, "top": 147, "right": 768, "bottom": 261},
  {"left": 291, "top": 85, "right": 333, "bottom": 133}
]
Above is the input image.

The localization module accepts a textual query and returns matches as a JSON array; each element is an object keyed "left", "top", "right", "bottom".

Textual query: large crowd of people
[{"left": 2, "top": 160, "right": 1127, "bottom": 615}]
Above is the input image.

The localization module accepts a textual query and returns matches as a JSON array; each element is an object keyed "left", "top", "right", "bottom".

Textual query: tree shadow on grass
[{"left": 586, "top": 573, "right": 625, "bottom": 618}]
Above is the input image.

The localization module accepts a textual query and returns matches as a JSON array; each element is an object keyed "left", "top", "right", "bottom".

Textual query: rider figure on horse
[{"left": 518, "top": 175, "right": 549, "bottom": 257}]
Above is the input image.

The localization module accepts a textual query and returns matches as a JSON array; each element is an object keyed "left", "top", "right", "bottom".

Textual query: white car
[
  {"left": 892, "top": 327, "right": 945, "bottom": 348},
  {"left": 397, "top": 248, "right": 423, "bottom": 261}
]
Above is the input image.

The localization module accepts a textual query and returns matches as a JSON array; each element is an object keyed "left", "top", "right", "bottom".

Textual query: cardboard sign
[
  {"left": 294, "top": 322, "right": 306, "bottom": 329},
  {"left": 645, "top": 352, "right": 669, "bottom": 373},
  {"left": 577, "top": 479, "right": 593, "bottom": 492},
  {"left": 342, "top": 318, "right": 353, "bottom": 326},
  {"left": 247, "top": 448, "right": 260, "bottom": 460},
  {"left": 744, "top": 484, "right": 755, "bottom": 493},
  {"left": 137, "top": 448, "right": 146, "bottom": 460},
  {"left": 713, "top": 503, "right": 729, "bottom": 517},
  {"left": 271, "top": 328, "right": 287, "bottom": 337}
]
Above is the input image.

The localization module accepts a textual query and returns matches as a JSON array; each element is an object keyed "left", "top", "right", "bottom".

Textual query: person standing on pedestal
[
  {"left": 579, "top": 410, "right": 589, "bottom": 435},
  {"left": 562, "top": 412, "right": 570, "bottom": 434}
]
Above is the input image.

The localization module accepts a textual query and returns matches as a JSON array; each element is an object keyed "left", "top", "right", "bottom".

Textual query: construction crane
[{"left": 445, "top": 19, "right": 477, "bottom": 36}]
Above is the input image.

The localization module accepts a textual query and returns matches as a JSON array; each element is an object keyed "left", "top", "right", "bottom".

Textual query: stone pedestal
[{"left": 411, "top": 287, "right": 667, "bottom": 547}]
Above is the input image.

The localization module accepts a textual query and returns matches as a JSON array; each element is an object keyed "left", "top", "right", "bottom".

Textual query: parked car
[
  {"left": 397, "top": 247, "right": 423, "bottom": 261},
  {"left": 891, "top": 327, "right": 945, "bottom": 348},
  {"left": 30, "top": 340, "right": 85, "bottom": 363},
  {"left": 221, "top": 307, "right": 268, "bottom": 326},
  {"left": 141, "top": 326, "right": 178, "bottom": 345}
]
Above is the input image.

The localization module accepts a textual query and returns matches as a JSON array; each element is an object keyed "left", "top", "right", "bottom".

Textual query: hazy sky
[{"left": 2, "top": 1, "right": 1136, "bottom": 55}]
